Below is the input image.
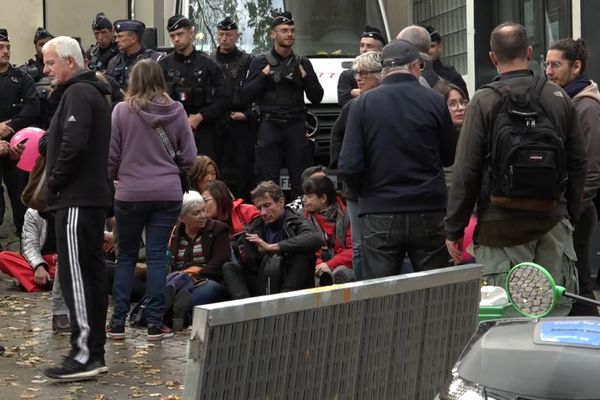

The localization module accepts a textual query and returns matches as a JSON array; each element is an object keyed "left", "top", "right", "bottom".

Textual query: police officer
[
  {"left": 337, "top": 25, "right": 386, "bottom": 107},
  {"left": 159, "top": 15, "right": 229, "bottom": 159},
  {"left": 244, "top": 12, "right": 324, "bottom": 199},
  {"left": 21, "top": 27, "right": 54, "bottom": 83},
  {"left": 210, "top": 16, "right": 255, "bottom": 199},
  {"left": 0, "top": 29, "right": 40, "bottom": 237},
  {"left": 106, "top": 19, "right": 162, "bottom": 90},
  {"left": 86, "top": 12, "right": 119, "bottom": 72}
]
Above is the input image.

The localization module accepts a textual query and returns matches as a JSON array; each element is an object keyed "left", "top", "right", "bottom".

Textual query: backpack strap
[
  {"left": 530, "top": 75, "right": 547, "bottom": 97},
  {"left": 264, "top": 52, "right": 279, "bottom": 67}
]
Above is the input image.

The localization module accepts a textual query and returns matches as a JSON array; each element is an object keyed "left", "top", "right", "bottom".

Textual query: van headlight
[{"left": 441, "top": 375, "right": 486, "bottom": 400}]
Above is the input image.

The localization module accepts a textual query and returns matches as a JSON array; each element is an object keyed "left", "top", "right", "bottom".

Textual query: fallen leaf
[
  {"left": 30, "top": 380, "right": 47, "bottom": 384},
  {"left": 19, "top": 394, "right": 37, "bottom": 399}
]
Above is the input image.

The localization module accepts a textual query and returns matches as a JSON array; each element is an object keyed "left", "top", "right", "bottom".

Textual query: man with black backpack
[{"left": 444, "top": 23, "right": 586, "bottom": 316}]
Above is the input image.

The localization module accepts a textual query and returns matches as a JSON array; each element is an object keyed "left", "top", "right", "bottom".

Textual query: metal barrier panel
[{"left": 184, "top": 264, "right": 481, "bottom": 400}]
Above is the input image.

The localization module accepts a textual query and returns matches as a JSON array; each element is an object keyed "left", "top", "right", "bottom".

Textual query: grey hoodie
[
  {"left": 109, "top": 96, "right": 196, "bottom": 201},
  {"left": 573, "top": 80, "right": 600, "bottom": 209}
]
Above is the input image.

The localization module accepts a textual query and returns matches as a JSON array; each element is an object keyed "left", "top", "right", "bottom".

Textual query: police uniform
[
  {"left": 244, "top": 12, "right": 324, "bottom": 199},
  {"left": 86, "top": 13, "right": 119, "bottom": 73},
  {"left": 20, "top": 27, "right": 54, "bottom": 83},
  {"left": 106, "top": 20, "right": 163, "bottom": 90},
  {"left": 0, "top": 29, "right": 41, "bottom": 236},
  {"left": 337, "top": 26, "right": 386, "bottom": 107},
  {"left": 210, "top": 17, "right": 255, "bottom": 199},
  {"left": 159, "top": 15, "right": 229, "bottom": 160}
]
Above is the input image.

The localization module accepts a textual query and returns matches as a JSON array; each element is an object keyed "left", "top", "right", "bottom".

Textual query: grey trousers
[
  {"left": 51, "top": 264, "right": 69, "bottom": 316},
  {"left": 474, "top": 218, "right": 579, "bottom": 316}
]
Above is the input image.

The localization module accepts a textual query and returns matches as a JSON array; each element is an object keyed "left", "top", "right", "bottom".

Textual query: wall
[
  {"left": 385, "top": 0, "right": 412, "bottom": 36},
  {"left": 44, "top": 0, "right": 128, "bottom": 52},
  {"left": 0, "top": 0, "right": 44, "bottom": 66}
]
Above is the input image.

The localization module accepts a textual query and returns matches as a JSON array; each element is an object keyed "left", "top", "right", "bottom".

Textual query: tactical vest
[
  {"left": 260, "top": 52, "right": 306, "bottom": 115},
  {"left": 19, "top": 58, "right": 44, "bottom": 82},
  {"left": 0, "top": 67, "right": 26, "bottom": 120},
  {"left": 211, "top": 50, "right": 251, "bottom": 108},
  {"left": 109, "top": 48, "right": 162, "bottom": 89},
  {"left": 161, "top": 51, "right": 215, "bottom": 114},
  {"left": 89, "top": 43, "right": 119, "bottom": 72}
]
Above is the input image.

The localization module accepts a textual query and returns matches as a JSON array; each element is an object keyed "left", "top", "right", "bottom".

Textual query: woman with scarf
[{"left": 302, "top": 175, "right": 354, "bottom": 286}]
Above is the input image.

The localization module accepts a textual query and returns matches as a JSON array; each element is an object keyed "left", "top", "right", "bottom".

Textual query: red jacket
[
  {"left": 231, "top": 198, "right": 259, "bottom": 235},
  {"left": 305, "top": 199, "right": 353, "bottom": 270}
]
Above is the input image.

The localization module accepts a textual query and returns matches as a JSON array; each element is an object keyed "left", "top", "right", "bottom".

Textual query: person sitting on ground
[
  {"left": 302, "top": 175, "right": 354, "bottom": 286},
  {"left": 0, "top": 208, "right": 69, "bottom": 333},
  {"left": 286, "top": 165, "right": 328, "bottom": 211},
  {"left": 188, "top": 155, "right": 220, "bottom": 193},
  {"left": 222, "top": 181, "right": 324, "bottom": 299},
  {"left": 202, "top": 180, "right": 259, "bottom": 237},
  {"left": 165, "top": 191, "right": 230, "bottom": 331}
]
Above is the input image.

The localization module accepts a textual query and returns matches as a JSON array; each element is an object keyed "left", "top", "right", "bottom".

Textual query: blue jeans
[
  {"left": 111, "top": 200, "right": 181, "bottom": 329},
  {"left": 189, "top": 280, "right": 228, "bottom": 308},
  {"left": 346, "top": 200, "right": 363, "bottom": 280},
  {"left": 362, "top": 212, "right": 449, "bottom": 279}
]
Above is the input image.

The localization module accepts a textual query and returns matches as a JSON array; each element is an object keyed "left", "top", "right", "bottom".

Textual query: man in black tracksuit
[
  {"left": 0, "top": 29, "right": 40, "bottom": 237},
  {"left": 210, "top": 17, "right": 255, "bottom": 199},
  {"left": 244, "top": 12, "right": 324, "bottom": 200},
  {"left": 41, "top": 36, "right": 112, "bottom": 381},
  {"left": 160, "top": 15, "right": 229, "bottom": 160},
  {"left": 338, "top": 40, "right": 456, "bottom": 278}
]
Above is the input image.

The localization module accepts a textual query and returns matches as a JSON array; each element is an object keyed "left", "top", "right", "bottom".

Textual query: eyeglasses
[
  {"left": 352, "top": 70, "right": 380, "bottom": 78},
  {"left": 542, "top": 60, "right": 563, "bottom": 70},
  {"left": 447, "top": 99, "right": 469, "bottom": 111}
]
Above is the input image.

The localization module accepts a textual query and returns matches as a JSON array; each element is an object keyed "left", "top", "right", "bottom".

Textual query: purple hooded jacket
[{"left": 109, "top": 97, "right": 196, "bottom": 201}]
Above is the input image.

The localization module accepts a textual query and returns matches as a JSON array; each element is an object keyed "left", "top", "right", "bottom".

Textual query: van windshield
[{"left": 189, "top": 0, "right": 387, "bottom": 57}]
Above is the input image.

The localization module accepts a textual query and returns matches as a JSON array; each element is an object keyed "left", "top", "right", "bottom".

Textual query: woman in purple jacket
[{"left": 106, "top": 59, "right": 196, "bottom": 341}]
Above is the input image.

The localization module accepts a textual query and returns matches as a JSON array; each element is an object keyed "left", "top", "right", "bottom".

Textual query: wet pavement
[{"left": 0, "top": 276, "right": 188, "bottom": 400}]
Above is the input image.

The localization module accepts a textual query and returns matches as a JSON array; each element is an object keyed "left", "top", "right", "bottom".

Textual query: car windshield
[{"left": 189, "top": 0, "right": 386, "bottom": 57}]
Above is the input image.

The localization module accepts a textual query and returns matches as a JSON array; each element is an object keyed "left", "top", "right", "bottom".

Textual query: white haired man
[{"left": 41, "top": 36, "right": 113, "bottom": 381}]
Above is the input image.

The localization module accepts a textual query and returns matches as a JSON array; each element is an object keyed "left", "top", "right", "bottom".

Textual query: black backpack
[{"left": 482, "top": 75, "right": 567, "bottom": 211}]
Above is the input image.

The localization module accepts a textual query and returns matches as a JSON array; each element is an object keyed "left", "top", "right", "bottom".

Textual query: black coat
[
  {"left": 45, "top": 70, "right": 112, "bottom": 211},
  {"left": 0, "top": 66, "right": 40, "bottom": 133},
  {"left": 169, "top": 218, "right": 231, "bottom": 282}
]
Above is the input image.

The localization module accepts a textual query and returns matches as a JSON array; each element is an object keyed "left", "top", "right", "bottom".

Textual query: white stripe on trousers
[{"left": 67, "top": 207, "right": 91, "bottom": 364}]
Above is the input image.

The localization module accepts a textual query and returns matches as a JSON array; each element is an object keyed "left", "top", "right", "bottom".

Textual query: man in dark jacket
[
  {"left": 0, "top": 29, "right": 41, "bottom": 238},
  {"left": 106, "top": 19, "right": 163, "bottom": 90},
  {"left": 160, "top": 15, "right": 229, "bottom": 159},
  {"left": 338, "top": 39, "right": 456, "bottom": 278},
  {"left": 337, "top": 25, "right": 386, "bottom": 107},
  {"left": 424, "top": 25, "right": 469, "bottom": 99},
  {"left": 445, "top": 23, "right": 586, "bottom": 316},
  {"left": 545, "top": 38, "right": 600, "bottom": 315},
  {"left": 41, "top": 36, "right": 112, "bottom": 381},
  {"left": 222, "top": 181, "right": 324, "bottom": 298},
  {"left": 244, "top": 12, "right": 324, "bottom": 199},
  {"left": 210, "top": 16, "right": 255, "bottom": 199},
  {"left": 396, "top": 25, "right": 440, "bottom": 88},
  {"left": 86, "top": 12, "right": 119, "bottom": 72}
]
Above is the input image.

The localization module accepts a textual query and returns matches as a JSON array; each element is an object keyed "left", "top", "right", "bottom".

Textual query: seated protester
[
  {"left": 286, "top": 165, "right": 328, "bottom": 211},
  {"left": 222, "top": 181, "right": 324, "bottom": 299},
  {"left": 0, "top": 209, "right": 69, "bottom": 333},
  {"left": 165, "top": 191, "right": 231, "bottom": 331},
  {"left": 188, "top": 155, "right": 220, "bottom": 193},
  {"left": 202, "top": 180, "right": 259, "bottom": 236},
  {"left": 302, "top": 176, "right": 355, "bottom": 286}
]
